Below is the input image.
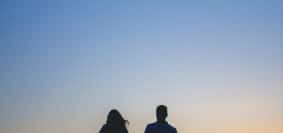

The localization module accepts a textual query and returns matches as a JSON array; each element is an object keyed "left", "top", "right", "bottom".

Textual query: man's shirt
[{"left": 145, "top": 121, "right": 177, "bottom": 133}]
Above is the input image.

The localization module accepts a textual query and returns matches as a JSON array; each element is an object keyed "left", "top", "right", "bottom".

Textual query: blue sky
[{"left": 0, "top": 0, "right": 282, "bottom": 133}]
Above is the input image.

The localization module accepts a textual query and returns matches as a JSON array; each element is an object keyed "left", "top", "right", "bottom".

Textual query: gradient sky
[{"left": 0, "top": 0, "right": 282, "bottom": 133}]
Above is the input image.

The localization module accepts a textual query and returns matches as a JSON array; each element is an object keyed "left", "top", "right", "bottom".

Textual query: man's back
[{"left": 145, "top": 122, "right": 177, "bottom": 133}]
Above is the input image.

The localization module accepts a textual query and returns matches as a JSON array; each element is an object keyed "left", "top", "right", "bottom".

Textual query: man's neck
[{"left": 157, "top": 120, "right": 167, "bottom": 124}]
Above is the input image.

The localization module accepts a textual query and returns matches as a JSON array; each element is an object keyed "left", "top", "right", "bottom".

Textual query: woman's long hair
[{"left": 100, "top": 109, "right": 128, "bottom": 133}]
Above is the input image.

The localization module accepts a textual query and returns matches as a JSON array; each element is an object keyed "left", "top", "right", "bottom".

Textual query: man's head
[{"left": 156, "top": 105, "right": 168, "bottom": 122}]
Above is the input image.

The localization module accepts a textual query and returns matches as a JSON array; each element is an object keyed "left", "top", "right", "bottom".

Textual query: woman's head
[
  {"left": 100, "top": 109, "right": 128, "bottom": 133},
  {"left": 106, "top": 109, "right": 128, "bottom": 126}
]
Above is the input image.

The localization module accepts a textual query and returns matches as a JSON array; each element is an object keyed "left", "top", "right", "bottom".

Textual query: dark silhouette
[
  {"left": 145, "top": 105, "right": 177, "bottom": 133},
  {"left": 100, "top": 109, "right": 129, "bottom": 133}
]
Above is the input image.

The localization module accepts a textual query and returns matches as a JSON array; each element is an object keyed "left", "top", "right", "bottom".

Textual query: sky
[{"left": 0, "top": 0, "right": 282, "bottom": 133}]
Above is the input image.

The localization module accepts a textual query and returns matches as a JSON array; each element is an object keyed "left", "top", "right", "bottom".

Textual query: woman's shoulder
[
  {"left": 99, "top": 124, "right": 107, "bottom": 133},
  {"left": 99, "top": 124, "right": 128, "bottom": 133}
]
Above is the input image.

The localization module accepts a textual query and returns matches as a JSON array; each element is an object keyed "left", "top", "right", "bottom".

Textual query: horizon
[{"left": 0, "top": 0, "right": 282, "bottom": 133}]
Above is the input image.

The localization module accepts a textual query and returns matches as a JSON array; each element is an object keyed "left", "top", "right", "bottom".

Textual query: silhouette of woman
[{"left": 99, "top": 109, "right": 129, "bottom": 133}]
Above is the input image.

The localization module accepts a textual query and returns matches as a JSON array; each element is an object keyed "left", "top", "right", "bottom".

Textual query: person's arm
[
  {"left": 123, "top": 127, "right": 128, "bottom": 133},
  {"left": 174, "top": 128, "right": 177, "bottom": 133},
  {"left": 144, "top": 125, "right": 150, "bottom": 133}
]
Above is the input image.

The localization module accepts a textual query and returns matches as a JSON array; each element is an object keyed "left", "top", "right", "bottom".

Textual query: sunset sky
[{"left": 0, "top": 0, "right": 282, "bottom": 133}]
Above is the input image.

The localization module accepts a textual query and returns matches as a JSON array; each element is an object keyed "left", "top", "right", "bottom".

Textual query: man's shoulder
[
  {"left": 146, "top": 122, "right": 157, "bottom": 128},
  {"left": 165, "top": 123, "right": 177, "bottom": 132},
  {"left": 146, "top": 122, "right": 177, "bottom": 131}
]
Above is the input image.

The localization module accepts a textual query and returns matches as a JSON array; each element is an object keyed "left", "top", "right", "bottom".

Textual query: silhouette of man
[{"left": 145, "top": 105, "right": 177, "bottom": 133}]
